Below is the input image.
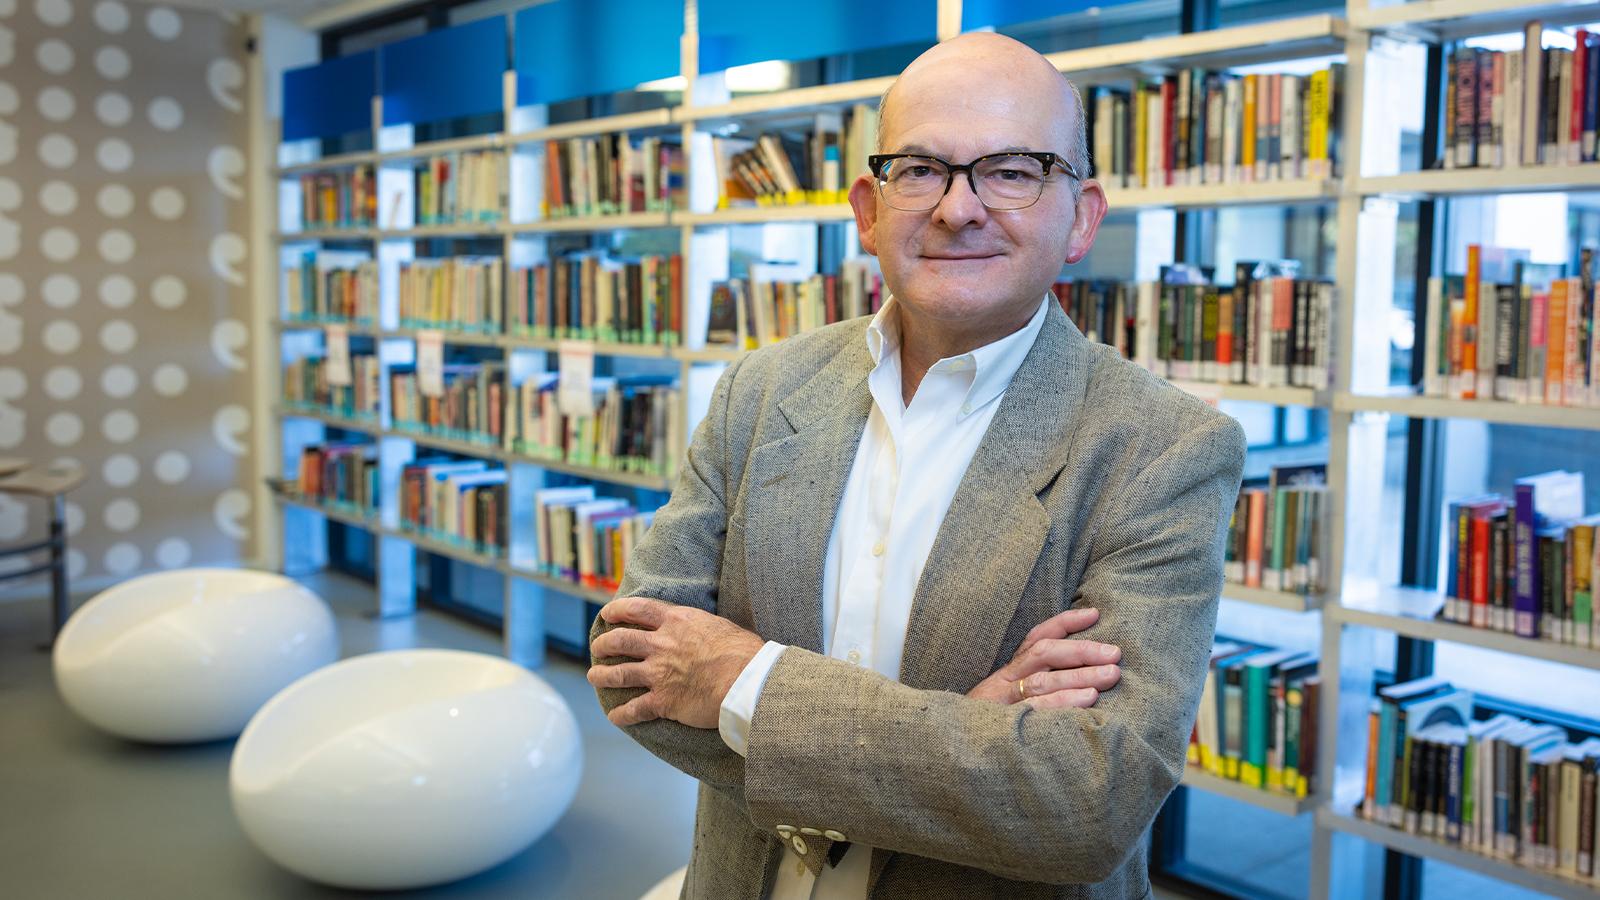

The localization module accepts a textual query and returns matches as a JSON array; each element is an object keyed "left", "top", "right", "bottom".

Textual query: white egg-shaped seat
[
  {"left": 52, "top": 567, "right": 338, "bottom": 743},
  {"left": 229, "top": 649, "right": 582, "bottom": 890}
]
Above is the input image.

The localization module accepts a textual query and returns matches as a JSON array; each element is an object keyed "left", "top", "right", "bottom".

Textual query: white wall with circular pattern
[{"left": 0, "top": 1, "right": 253, "bottom": 581}]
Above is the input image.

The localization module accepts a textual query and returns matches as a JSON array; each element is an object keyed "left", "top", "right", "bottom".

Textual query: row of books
[
  {"left": 506, "top": 375, "right": 678, "bottom": 478},
  {"left": 390, "top": 363, "right": 506, "bottom": 448},
  {"left": 1362, "top": 677, "right": 1600, "bottom": 885},
  {"left": 399, "top": 458, "right": 508, "bottom": 556},
  {"left": 1088, "top": 64, "right": 1343, "bottom": 190},
  {"left": 705, "top": 258, "right": 885, "bottom": 350},
  {"left": 1224, "top": 463, "right": 1328, "bottom": 596},
  {"left": 415, "top": 150, "right": 505, "bottom": 226},
  {"left": 711, "top": 104, "right": 879, "bottom": 208},
  {"left": 1444, "top": 25, "right": 1600, "bottom": 171},
  {"left": 298, "top": 165, "right": 377, "bottom": 230},
  {"left": 509, "top": 253, "right": 683, "bottom": 345},
  {"left": 532, "top": 486, "right": 655, "bottom": 592},
  {"left": 398, "top": 257, "right": 504, "bottom": 332},
  {"left": 540, "top": 135, "right": 685, "bottom": 218},
  {"left": 1422, "top": 245, "right": 1598, "bottom": 407},
  {"left": 292, "top": 443, "right": 378, "bottom": 518},
  {"left": 282, "top": 354, "right": 380, "bottom": 421},
  {"left": 1441, "top": 469, "right": 1597, "bottom": 647},
  {"left": 283, "top": 253, "right": 378, "bottom": 325},
  {"left": 1053, "top": 263, "right": 1335, "bottom": 389},
  {"left": 1189, "top": 640, "right": 1320, "bottom": 798}
]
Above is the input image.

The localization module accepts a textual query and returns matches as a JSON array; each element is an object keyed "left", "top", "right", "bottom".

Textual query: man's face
[{"left": 849, "top": 55, "right": 1105, "bottom": 333}]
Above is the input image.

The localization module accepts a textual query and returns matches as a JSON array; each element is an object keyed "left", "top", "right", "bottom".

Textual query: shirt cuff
[{"left": 718, "top": 640, "right": 788, "bottom": 757}]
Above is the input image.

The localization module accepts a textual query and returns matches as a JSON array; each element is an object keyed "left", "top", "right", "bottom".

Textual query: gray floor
[{"left": 0, "top": 571, "right": 698, "bottom": 900}]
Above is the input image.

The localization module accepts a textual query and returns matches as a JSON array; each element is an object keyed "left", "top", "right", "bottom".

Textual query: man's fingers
[
  {"left": 1024, "top": 687, "right": 1100, "bottom": 710},
  {"left": 1020, "top": 664, "right": 1121, "bottom": 698},
  {"left": 587, "top": 662, "right": 651, "bottom": 690},
  {"left": 1017, "top": 607, "right": 1100, "bottom": 655},
  {"left": 599, "top": 596, "right": 670, "bottom": 629},
  {"left": 590, "top": 625, "right": 657, "bottom": 661},
  {"left": 1020, "top": 637, "right": 1121, "bottom": 674},
  {"left": 607, "top": 692, "right": 662, "bottom": 727}
]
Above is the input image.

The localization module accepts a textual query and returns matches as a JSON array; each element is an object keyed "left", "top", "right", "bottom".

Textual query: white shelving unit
[{"left": 260, "top": 3, "right": 1600, "bottom": 896}]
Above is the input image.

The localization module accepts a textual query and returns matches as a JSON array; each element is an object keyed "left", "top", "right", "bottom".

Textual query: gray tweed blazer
[{"left": 592, "top": 300, "right": 1247, "bottom": 899}]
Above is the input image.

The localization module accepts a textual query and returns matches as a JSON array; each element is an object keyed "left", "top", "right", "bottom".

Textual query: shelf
[
  {"left": 273, "top": 490, "right": 378, "bottom": 531},
  {"left": 276, "top": 150, "right": 376, "bottom": 177},
  {"left": 1168, "top": 380, "right": 1328, "bottom": 408},
  {"left": 1356, "top": 164, "right": 1600, "bottom": 199},
  {"left": 508, "top": 211, "right": 673, "bottom": 233},
  {"left": 275, "top": 405, "right": 379, "bottom": 434},
  {"left": 377, "top": 222, "right": 507, "bottom": 240},
  {"left": 1222, "top": 583, "right": 1323, "bottom": 612},
  {"left": 274, "top": 320, "right": 380, "bottom": 336},
  {"left": 380, "top": 328, "right": 502, "bottom": 347},
  {"left": 505, "top": 564, "right": 616, "bottom": 604},
  {"left": 503, "top": 334, "right": 678, "bottom": 358},
  {"left": 374, "top": 133, "right": 505, "bottom": 164},
  {"left": 1179, "top": 768, "right": 1315, "bottom": 816},
  {"left": 1333, "top": 581, "right": 1600, "bottom": 672},
  {"left": 1334, "top": 392, "right": 1600, "bottom": 431},
  {"left": 275, "top": 228, "right": 376, "bottom": 242},
  {"left": 679, "top": 204, "right": 855, "bottom": 225},
  {"left": 389, "top": 428, "right": 505, "bottom": 461},
  {"left": 398, "top": 525, "right": 510, "bottom": 573},
  {"left": 507, "top": 109, "right": 675, "bottom": 144},
  {"left": 678, "top": 76, "right": 896, "bottom": 124},
  {"left": 1045, "top": 14, "right": 1348, "bottom": 80},
  {"left": 503, "top": 451, "right": 674, "bottom": 492},
  {"left": 1316, "top": 807, "right": 1600, "bottom": 900},
  {"left": 1350, "top": 0, "right": 1600, "bottom": 43},
  {"left": 1103, "top": 178, "right": 1339, "bottom": 210},
  {"left": 675, "top": 346, "right": 746, "bottom": 364}
]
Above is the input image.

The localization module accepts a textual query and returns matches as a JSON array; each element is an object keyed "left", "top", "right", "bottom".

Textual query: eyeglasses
[{"left": 867, "top": 151, "right": 1082, "bottom": 212}]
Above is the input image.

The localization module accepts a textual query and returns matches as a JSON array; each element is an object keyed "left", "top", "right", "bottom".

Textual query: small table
[{"left": 0, "top": 462, "right": 85, "bottom": 644}]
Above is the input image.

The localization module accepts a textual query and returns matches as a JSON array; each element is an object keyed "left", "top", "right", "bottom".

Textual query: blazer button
[
  {"left": 824, "top": 830, "right": 847, "bottom": 841},
  {"left": 776, "top": 825, "right": 795, "bottom": 836},
  {"left": 792, "top": 835, "right": 809, "bottom": 855},
  {"left": 800, "top": 827, "right": 822, "bottom": 836}
]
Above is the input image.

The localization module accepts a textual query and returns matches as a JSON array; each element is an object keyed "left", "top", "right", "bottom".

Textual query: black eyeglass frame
[{"left": 866, "top": 151, "right": 1084, "bottom": 211}]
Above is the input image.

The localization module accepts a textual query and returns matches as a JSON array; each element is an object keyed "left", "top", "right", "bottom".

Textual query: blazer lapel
[
  {"left": 896, "top": 303, "right": 1094, "bottom": 694},
  {"left": 742, "top": 331, "right": 874, "bottom": 653}
]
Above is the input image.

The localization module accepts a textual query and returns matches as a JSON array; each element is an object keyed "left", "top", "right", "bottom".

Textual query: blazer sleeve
[
  {"left": 589, "top": 356, "right": 750, "bottom": 810},
  {"left": 737, "top": 412, "right": 1247, "bottom": 885}
]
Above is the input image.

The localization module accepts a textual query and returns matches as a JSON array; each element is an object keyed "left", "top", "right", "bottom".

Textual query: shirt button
[
  {"left": 847, "top": 649, "right": 861, "bottom": 665},
  {"left": 871, "top": 540, "right": 885, "bottom": 556},
  {"left": 795, "top": 859, "right": 806, "bottom": 876},
  {"left": 792, "top": 835, "right": 809, "bottom": 855},
  {"left": 960, "top": 403, "right": 972, "bottom": 415}
]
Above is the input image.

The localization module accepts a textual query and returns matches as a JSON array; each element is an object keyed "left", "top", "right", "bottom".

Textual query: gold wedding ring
[{"left": 1016, "top": 678, "right": 1028, "bottom": 701}]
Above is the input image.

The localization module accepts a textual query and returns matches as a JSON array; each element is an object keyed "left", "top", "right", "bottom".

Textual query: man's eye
[{"left": 904, "top": 165, "right": 935, "bottom": 178}]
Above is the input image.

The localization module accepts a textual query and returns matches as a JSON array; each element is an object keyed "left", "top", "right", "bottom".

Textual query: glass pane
[
  {"left": 1178, "top": 789, "right": 1313, "bottom": 900},
  {"left": 1419, "top": 858, "right": 1550, "bottom": 900}
]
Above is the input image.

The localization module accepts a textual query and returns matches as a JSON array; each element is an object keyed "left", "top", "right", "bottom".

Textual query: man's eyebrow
[{"left": 891, "top": 144, "right": 1039, "bottom": 157}]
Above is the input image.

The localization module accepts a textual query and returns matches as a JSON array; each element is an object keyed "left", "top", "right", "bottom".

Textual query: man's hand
[
  {"left": 967, "top": 607, "right": 1122, "bottom": 709},
  {"left": 588, "top": 596, "right": 765, "bottom": 729}
]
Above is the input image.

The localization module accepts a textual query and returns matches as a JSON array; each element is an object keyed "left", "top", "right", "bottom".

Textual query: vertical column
[{"left": 505, "top": 576, "right": 547, "bottom": 668}]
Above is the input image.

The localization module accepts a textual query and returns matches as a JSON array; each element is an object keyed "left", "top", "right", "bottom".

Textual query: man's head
[{"left": 848, "top": 32, "right": 1107, "bottom": 343}]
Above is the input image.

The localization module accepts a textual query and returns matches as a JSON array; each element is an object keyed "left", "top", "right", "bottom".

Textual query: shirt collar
[{"left": 864, "top": 293, "right": 1051, "bottom": 416}]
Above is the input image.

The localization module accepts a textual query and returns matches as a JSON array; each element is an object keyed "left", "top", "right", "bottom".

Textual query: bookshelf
[
  {"left": 1316, "top": 807, "right": 1600, "bottom": 900},
  {"left": 261, "top": 3, "right": 1600, "bottom": 897},
  {"left": 1181, "top": 768, "right": 1319, "bottom": 817}
]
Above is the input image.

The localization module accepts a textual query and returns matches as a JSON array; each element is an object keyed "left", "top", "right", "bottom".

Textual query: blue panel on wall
[
  {"left": 514, "top": 0, "right": 681, "bottom": 105},
  {"left": 283, "top": 51, "right": 376, "bottom": 141},
  {"left": 962, "top": 0, "right": 1125, "bottom": 31},
  {"left": 698, "top": 0, "right": 935, "bottom": 74},
  {"left": 380, "top": 17, "right": 507, "bottom": 126}
]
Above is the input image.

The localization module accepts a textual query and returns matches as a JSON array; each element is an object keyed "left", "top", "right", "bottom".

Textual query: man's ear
[
  {"left": 848, "top": 173, "right": 880, "bottom": 256},
  {"left": 1063, "top": 180, "right": 1108, "bottom": 265}
]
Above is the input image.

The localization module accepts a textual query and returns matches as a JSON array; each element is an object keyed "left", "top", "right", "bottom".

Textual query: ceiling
[{"left": 155, "top": 0, "right": 404, "bottom": 28}]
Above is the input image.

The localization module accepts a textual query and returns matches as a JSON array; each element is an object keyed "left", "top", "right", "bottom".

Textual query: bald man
[{"left": 589, "top": 33, "right": 1246, "bottom": 899}]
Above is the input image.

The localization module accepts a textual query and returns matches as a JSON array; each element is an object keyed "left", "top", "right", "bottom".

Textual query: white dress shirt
[{"left": 718, "top": 293, "right": 1052, "bottom": 899}]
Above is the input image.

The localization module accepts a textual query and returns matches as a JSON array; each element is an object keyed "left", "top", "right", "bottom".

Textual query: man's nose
[{"left": 931, "top": 171, "right": 990, "bottom": 231}]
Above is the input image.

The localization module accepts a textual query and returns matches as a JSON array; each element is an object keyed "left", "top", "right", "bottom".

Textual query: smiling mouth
[{"left": 924, "top": 254, "right": 1001, "bottom": 260}]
